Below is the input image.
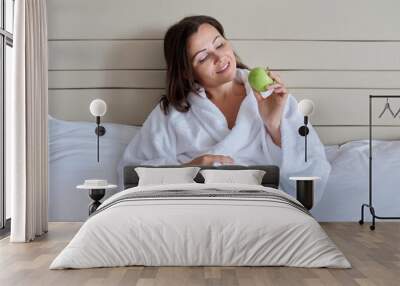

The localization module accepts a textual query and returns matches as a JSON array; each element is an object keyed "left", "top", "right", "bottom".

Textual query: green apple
[{"left": 248, "top": 67, "right": 274, "bottom": 92}]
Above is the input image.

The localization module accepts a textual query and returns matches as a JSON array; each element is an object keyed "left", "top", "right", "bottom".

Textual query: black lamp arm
[
  {"left": 298, "top": 116, "right": 310, "bottom": 162},
  {"left": 94, "top": 116, "right": 106, "bottom": 162},
  {"left": 298, "top": 116, "right": 310, "bottom": 137},
  {"left": 94, "top": 116, "right": 106, "bottom": 137}
]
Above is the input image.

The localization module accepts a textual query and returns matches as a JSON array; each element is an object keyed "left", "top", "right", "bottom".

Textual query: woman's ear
[{"left": 183, "top": 68, "right": 195, "bottom": 81}]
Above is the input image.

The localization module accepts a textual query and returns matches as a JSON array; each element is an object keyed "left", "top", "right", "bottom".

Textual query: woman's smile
[{"left": 216, "top": 61, "right": 230, "bottom": 74}]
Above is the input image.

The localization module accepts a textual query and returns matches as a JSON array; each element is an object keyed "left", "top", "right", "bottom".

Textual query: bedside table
[
  {"left": 289, "top": 176, "right": 320, "bottom": 210},
  {"left": 77, "top": 180, "right": 117, "bottom": 215}
]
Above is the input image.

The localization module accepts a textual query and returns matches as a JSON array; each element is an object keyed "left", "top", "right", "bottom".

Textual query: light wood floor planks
[{"left": 0, "top": 222, "right": 399, "bottom": 286}]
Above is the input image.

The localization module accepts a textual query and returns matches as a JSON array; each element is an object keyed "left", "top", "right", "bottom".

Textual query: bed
[
  {"left": 49, "top": 116, "right": 400, "bottom": 223},
  {"left": 50, "top": 165, "right": 350, "bottom": 269}
]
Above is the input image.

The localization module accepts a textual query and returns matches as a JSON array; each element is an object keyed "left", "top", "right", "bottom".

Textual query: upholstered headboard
[{"left": 123, "top": 165, "right": 280, "bottom": 190}]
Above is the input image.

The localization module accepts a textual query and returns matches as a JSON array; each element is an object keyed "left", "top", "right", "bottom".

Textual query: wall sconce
[
  {"left": 89, "top": 99, "right": 107, "bottom": 162},
  {"left": 298, "top": 99, "right": 315, "bottom": 162}
]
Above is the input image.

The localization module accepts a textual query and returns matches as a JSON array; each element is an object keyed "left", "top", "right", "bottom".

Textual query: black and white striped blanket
[{"left": 91, "top": 188, "right": 310, "bottom": 217}]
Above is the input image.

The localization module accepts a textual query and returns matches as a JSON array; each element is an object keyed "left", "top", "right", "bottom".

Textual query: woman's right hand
[{"left": 184, "top": 154, "right": 234, "bottom": 166}]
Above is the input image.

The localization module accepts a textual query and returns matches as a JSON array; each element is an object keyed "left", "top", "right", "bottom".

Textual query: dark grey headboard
[{"left": 123, "top": 165, "right": 280, "bottom": 189}]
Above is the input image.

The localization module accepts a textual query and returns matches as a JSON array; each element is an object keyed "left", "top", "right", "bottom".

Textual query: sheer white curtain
[{"left": 7, "top": 0, "right": 48, "bottom": 242}]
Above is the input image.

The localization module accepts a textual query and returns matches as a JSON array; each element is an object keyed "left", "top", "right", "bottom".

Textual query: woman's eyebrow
[{"left": 191, "top": 35, "right": 221, "bottom": 61}]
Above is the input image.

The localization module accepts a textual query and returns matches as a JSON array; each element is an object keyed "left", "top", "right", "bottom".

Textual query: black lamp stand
[
  {"left": 94, "top": 116, "right": 106, "bottom": 162},
  {"left": 88, "top": 189, "right": 105, "bottom": 215},
  {"left": 296, "top": 180, "right": 314, "bottom": 210},
  {"left": 298, "top": 116, "right": 310, "bottom": 162}
]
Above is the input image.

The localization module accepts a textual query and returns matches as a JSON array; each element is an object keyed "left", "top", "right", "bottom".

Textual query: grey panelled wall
[{"left": 47, "top": 0, "right": 400, "bottom": 145}]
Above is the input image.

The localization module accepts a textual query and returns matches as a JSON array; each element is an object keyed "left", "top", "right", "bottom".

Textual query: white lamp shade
[
  {"left": 298, "top": 99, "right": 315, "bottom": 116},
  {"left": 89, "top": 99, "right": 107, "bottom": 117}
]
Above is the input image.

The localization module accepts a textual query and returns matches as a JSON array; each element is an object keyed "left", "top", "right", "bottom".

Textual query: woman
[{"left": 119, "top": 15, "right": 331, "bottom": 204}]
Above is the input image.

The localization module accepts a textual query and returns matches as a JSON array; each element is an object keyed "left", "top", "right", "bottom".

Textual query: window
[{"left": 0, "top": 0, "right": 14, "bottom": 233}]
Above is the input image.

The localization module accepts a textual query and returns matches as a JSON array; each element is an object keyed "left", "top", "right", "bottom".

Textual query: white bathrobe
[{"left": 118, "top": 68, "right": 331, "bottom": 204}]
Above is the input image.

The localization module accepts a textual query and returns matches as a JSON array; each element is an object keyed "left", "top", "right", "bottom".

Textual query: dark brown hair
[{"left": 160, "top": 15, "right": 248, "bottom": 115}]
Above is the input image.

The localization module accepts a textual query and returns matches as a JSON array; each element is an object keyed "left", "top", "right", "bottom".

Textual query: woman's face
[{"left": 187, "top": 23, "right": 237, "bottom": 88}]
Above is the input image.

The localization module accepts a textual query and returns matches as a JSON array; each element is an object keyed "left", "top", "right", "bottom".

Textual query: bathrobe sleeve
[
  {"left": 117, "top": 106, "right": 179, "bottom": 187},
  {"left": 260, "top": 95, "right": 331, "bottom": 205}
]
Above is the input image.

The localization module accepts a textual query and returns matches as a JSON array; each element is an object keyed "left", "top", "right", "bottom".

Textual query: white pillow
[
  {"left": 200, "top": 169, "right": 266, "bottom": 185},
  {"left": 48, "top": 116, "right": 141, "bottom": 221},
  {"left": 135, "top": 167, "right": 201, "bottom": 186}
]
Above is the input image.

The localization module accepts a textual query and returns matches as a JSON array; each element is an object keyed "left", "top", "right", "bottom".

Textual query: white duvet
[{"left": 50, "top": 183, "right": 350, "bottom": 269}]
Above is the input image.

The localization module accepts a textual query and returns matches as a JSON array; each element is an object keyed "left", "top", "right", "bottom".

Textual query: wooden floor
[{"left": 0, "top": 222, "right": 399, "bottom": 286}]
